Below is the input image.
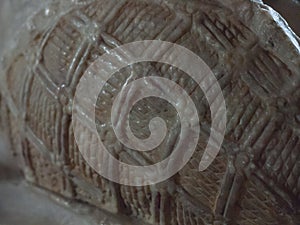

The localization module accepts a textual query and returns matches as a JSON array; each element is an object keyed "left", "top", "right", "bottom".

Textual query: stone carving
[{"left": 0, "top": 0, "right": 299, "bottom": 224}]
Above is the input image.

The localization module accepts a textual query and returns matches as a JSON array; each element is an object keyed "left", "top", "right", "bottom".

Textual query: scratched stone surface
[{"left": 0, "top": 0, "right": 300, "bottom": 224}]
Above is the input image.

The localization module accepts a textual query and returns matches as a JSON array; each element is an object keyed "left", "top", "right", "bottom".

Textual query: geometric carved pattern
[{"left": 1, "top": 0, "right": 299, "bottom": 224}]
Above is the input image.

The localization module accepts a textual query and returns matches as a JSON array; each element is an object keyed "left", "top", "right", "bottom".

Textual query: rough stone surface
[{"left": 0, "top": 0, "right": 300, "bottom": 224}]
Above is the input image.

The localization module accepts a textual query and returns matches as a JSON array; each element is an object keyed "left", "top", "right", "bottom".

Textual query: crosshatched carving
[{"left": 0, "top": 0, "right": 299, "bottom": 224}]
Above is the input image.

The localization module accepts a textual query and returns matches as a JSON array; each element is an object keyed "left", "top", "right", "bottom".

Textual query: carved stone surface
[{"left": 0, "top": 0, "right": 299, "bottom": 224}]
